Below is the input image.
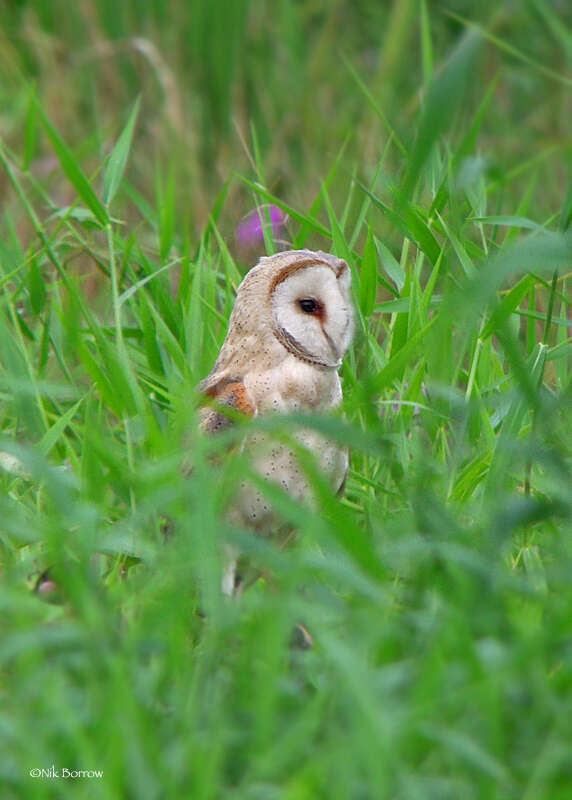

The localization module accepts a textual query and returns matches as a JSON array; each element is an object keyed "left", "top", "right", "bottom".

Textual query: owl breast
[
  {"left": 245, "top": 353, "right": 343, "bottom": 412},
  {"left": 226, "top": 355, "right": 348, "bottom": 533}
]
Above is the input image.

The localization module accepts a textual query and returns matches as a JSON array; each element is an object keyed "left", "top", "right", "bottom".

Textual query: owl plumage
[{"left": 199, "top": 249, "right": 354, "bottom": 595}]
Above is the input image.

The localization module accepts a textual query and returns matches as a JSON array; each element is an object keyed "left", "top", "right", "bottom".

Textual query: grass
[{"left": 1, "top": 2, "right": 572, "bottom": 798}]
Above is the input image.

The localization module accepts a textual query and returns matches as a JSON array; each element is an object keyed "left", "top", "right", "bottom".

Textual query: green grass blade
[
  {"left": 35, "top": 102, "right": 109, "bottom": 227},
  {"left": 359, "top": 180, "right": 443, "bottom": 266},
  {"left": 481, "top": 274, "right": 534, "bottom": 339},
  {"left": 103, "top": 97, "right": 141, "bottom": 208},
  {"left": 371, "top": 316, "right": 437, "bottom": 394},
  {"left": 420, "top": 0, "right": 433, "bottom": 85},
  {"left": 402, "top": 29, "right": 481, "bottom": 197},
  {"left": 359, "top": 226, "right": 377, "bottom": 318}
]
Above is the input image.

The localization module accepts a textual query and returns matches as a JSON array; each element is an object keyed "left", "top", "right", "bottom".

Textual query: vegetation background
[{"left": 0, "top": 0, "right": 571, "bottom": 797}]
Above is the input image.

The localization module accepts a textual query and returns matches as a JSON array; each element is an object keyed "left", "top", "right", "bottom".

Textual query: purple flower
[
  {"left": 385, "top": 382, "right": 427, "bottom": 416},
  {"left": 236, "top": 204, "right": 288, "bottom": 248}
]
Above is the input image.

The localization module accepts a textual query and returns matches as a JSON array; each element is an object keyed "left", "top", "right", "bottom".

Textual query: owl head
[{"left": 200, "top": 250, "right": 354, "bottom": 393}]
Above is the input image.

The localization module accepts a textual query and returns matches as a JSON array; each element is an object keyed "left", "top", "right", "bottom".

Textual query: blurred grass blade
[
  {"left": 469, "top": 215, "right": 547, "bottom": 232},
  {"left": 359, "top": 226, "right": 377, "bottom": 318},
  {"left": 420, "top": 0, "right": 433, "bottom": 85},
  {"left": 560, "top": 177, "right": 572, "bottom": 232},
  {"left": 403, "top": 29, "right": 481, "bottom": 197},
  {"left": 36, "top": 102, "right": 109, "bottom": 227},
  {"left": 158, "top": 167, "right": 176, "bottom": 263},
  {"left": 448, "top": 231, "right": 572, "bottom": 327},
  {"left": 542, "top": 270, "right": 559, "bottom": 344},
  {"left": 530, "top": 0, "right": 572, "bottom": 55},
  {"left": 23, "top": 85, "right": 38, "bottom": 172},
  {"left": 430, "top": 76, "right": 498, "bottom": 215},
  {"left": 371, "top": 316, "right": 437, "bottom": 394},
  {"left": 103, "top": 97, "right": 141, "bottom": 208},
  {"left": 375, "top": 296, "right": 441, "bottom": 314},
  {"left": 481, "top": 274, "right": 534, "bottom": 339},
  {"left": 342, "top": 55, "right": 407, "bottom": 156},
  {"left": 39, "top": 397, "right": 84, "bottom": 456},
  {"left": 447, "top": 10, "right": 572, "bottom": 88},
  {"left": 28, "top": 256, "right": 47, "bottom": 315},
  {"left": 423, "top": 726, "right": 510, "bottom": 783},
  {"left": 358, "top": 180, "right": 442, "bottom": 265},
  {"left": 375, "top": 238, "right": 405, "bottom": 292},
  {"left": 485, "top": 341, "right": 548, "bottom": 497},
  {"left": 522, "top": 544, "right": 548, "bottom": 596},
  {"left": 294, "top": 137, "right": 350, "bottom": 248}
]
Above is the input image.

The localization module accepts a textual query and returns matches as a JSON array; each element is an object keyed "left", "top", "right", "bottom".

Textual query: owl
[{"left": 199, "top": 249, "right": 355, "bottom": 596}]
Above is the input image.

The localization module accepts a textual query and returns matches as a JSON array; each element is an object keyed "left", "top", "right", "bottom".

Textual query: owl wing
[{"left": 199, "top": 377, "right": 256, "bottom": 434}]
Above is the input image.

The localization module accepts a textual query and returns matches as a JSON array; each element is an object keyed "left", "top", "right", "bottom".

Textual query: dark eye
[{"left": 298, "top": 298, "right": 319, "bottom": 314}]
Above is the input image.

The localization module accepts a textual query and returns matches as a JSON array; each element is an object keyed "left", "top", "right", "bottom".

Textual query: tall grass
[{"left": 1, "top": 2, "right": 572, "bottom": 798}]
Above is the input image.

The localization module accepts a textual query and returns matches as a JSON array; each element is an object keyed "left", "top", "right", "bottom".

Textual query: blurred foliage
[
  {"left": 0, "top": 0, "right": 570, "bottom": 238},
  {"left": 0, "top": 1, "right": 571, "bottom": 798}
]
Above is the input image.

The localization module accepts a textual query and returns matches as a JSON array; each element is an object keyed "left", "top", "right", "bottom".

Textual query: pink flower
[
  {"left": 236, "top": 204, "right": 288, "bottom": 248},
  {"left": 386, "top": 382, "right": 427, "bottom": 416}
]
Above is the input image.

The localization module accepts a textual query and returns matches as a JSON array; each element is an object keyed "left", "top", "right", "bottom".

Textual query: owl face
[
  {"left": 271, "top": 262, "right": 354, "bottom": 369},
  {"left": 200, "top": 250, "right": 354, "bottom": 396}
]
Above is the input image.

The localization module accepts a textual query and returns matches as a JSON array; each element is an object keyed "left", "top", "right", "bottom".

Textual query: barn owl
[{"left": 199, "top": 249, "right": 354, "bottom": 596}]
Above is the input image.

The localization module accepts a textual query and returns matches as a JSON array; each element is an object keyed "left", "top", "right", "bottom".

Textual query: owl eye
[{"left": 298, "top": 298, "right": 319, "bottom": 314}]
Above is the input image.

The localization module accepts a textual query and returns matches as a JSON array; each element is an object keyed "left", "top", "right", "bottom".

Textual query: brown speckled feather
[{"left": 199, "top": 377, "right": 255, "bottom": 434}]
